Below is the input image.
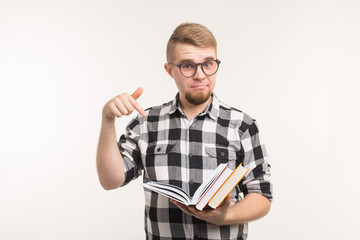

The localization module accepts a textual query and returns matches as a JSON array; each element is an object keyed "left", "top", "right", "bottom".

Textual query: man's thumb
[{"left": 131, "top": 87, "right": 143, "bottom": 100}]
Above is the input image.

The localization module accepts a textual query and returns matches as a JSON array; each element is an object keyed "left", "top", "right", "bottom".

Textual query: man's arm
[
  {"left": 225, "top": 193, "right": 271, "bottom": 224},
  {"left": 171, "top": 193, "right": 270, "bottom": 226},
  {"left": 96, "top": 116, "right": 125, "bottom": 190},
  {"left": 96, "top": 87, "right": 146, "bottom": 190}
]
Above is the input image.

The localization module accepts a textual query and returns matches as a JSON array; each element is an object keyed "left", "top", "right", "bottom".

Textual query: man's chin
[{"left": 185, "top": 91, "right": 212, "bottom": 105}]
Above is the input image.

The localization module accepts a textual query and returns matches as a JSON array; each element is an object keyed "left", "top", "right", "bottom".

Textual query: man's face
[{"left": 165, "top": 43, "right": 217, "bottom": 106}]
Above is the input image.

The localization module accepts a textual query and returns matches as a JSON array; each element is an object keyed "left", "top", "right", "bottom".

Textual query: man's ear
[{"left": 164, "top": 63, "right": 174, "bottom": 78}]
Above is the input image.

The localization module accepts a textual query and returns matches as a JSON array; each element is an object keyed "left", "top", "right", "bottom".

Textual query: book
[
  {"left": 207, "top": 163, "right": 250, "bottom": 209},
  {"left": 142, "top": 163, "right": 249, "bottom": 210}
]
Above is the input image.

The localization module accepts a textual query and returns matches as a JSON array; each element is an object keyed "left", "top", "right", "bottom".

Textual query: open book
[{"left": 142, "top": 163, "right": 249, "bottom": 210}]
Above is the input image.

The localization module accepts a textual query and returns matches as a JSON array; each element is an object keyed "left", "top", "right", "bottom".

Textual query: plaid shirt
[{"left": 119, "top": 94, "right": 272, "bottom": 240}]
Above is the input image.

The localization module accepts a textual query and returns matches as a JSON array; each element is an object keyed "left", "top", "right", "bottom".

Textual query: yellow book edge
[{"left": 208, "top": 163, "right": 250, "bottom": 209}]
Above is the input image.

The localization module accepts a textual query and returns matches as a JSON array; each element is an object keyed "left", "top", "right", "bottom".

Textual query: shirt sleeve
[
  {"left": 118, "top": 116, "right": 143, "bottom": 186},
  {"left": 239, "top": 120, "right": 273, "bottom": 201}
]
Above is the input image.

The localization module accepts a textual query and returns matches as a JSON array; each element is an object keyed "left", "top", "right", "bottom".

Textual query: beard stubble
[{"left": 184, "top": 90, "right": 212, "bottom": 105}]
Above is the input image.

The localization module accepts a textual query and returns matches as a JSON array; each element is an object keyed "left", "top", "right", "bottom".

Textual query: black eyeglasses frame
[{"left": 176, "top": 59, "right": 221, "bottom": 78}]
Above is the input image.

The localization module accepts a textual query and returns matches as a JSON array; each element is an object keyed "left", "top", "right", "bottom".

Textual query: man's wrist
[
  {"left": 101, "top": 115, "right": 116, "bottom": 129},
  {"left": 102, "top": 113, "right": 115, "bottom": 122}
]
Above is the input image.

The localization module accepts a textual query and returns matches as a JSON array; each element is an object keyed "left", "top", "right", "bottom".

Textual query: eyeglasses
[{"left": 176, "top": 59, "right": 221, "bottom": 78}]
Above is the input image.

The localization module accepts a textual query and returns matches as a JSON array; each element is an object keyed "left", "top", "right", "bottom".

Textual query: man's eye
[
  {"left": 183, "top": 63, "right": 194, "bottom": 69},
  {"left": 204, "top": 61, "right": 214, "bottom": 68}
]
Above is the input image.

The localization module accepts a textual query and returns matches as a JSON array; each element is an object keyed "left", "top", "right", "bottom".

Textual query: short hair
[{"left": 166, "top": 23, "right": 217, "bottom": 63}]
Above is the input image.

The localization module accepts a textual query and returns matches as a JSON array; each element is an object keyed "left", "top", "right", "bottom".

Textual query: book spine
[
  {"left": 208, "top": 164, "right": 249, "bottom": 209},
  {"left": 195, "top": 164, "right": 229, "bottom": 210},
  {"left": 207, "top": 169, "right": 235, "bottom": 208}
]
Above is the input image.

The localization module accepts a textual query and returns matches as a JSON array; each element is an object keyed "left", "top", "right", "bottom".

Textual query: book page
[
  {"left": 143, "top": 181, "right": 190, "bottom": 205},
  {"left": 191, "top": 163, "right": 228, "bottom": 204},
  {"left": 195, "top": 167, "right": 233, "bottom": 210}
]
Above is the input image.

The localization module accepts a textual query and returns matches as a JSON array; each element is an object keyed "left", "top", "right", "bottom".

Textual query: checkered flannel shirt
[{"left": 118, "top": 94, "right": 272, "bottom": 240}]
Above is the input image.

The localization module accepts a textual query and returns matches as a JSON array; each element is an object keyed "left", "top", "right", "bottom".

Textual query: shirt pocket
[
  {"left": 205, "top": 145, "right": 238, "bottom": 170},
  {"left": 205, "top": 146, "right": 241, "bottom": 199},
  {"left": 145, "top": 142, "right": 176, "bottom": 182}
]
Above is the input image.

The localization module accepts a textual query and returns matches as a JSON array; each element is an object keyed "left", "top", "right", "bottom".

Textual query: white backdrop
[{"left": 1, "top": 0, "right": 359, "bottom": 239}]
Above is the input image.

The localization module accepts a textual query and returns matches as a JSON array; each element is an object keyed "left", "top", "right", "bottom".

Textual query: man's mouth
[{"left": 190, "top": 85, "right": 208, "bottom": 90}]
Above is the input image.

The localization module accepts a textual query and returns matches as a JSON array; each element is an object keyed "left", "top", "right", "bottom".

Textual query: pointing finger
[
  {"left": 131, "top": 87, "right": 144, "bottom": 100},
  {"left": 129, "top": 88, "right": 146, "bottom": 117},
  {"left": 132, "top": 100, "right": 147, "bottom": 117}
]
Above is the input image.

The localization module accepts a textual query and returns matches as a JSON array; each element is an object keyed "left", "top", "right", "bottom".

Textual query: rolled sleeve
[
  {"left": 239, "top": 120, "right": 273, "bottom": 201},
  {"left": 118, "top": 116, "right": 143, "bottom": 186}
]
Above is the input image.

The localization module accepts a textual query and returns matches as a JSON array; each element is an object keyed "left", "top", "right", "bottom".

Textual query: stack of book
[{"left": 142, "top": 163, "right": 249, "bottom": 210}]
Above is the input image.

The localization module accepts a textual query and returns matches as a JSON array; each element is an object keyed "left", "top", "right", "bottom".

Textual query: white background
[{"left": 1, "top": 0, "right": 359, "bottom": 239}]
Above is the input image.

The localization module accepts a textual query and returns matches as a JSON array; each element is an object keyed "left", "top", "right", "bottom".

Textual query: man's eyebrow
[
  {"left": 178, "top": 58, "right": 194, "bottom": 63},
  {"left": 178, "top": 57, "right": 216, "bottom": 63}
]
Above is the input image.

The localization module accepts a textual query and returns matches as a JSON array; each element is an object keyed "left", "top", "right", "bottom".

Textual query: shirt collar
[
  {"left": 168, "top": 93, "right": 219, "bottom": 121},
  {"left": 168, "top": 93, "right": 180, "bottom": 115}
]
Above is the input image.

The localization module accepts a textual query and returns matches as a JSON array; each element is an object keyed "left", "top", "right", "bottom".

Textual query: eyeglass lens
[{"left": 180, "top": 60, "right": 219, "bottom": 77}]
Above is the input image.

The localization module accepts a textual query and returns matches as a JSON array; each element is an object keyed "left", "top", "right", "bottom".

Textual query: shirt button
[
  {"left": 220, "top": 151, "right": 225, "bottom": 157},
  {"left": 188, "top": 153, "right": 193, "bottom": 158},
  {"left": 157, "top": 147, "right": 161, "bottom": 152},
  {"left": 189, "top": 179, "right": 194, "bottom": 184}
]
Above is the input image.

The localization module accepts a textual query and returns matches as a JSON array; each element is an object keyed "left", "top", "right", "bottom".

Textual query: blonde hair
[{"left": 166, "top": 23, "right": 217, "bottom": 63}]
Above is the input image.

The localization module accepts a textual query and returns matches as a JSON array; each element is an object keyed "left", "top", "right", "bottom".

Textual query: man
[{"left": 97, "top": 23, "right": 272, "bottom": 240}]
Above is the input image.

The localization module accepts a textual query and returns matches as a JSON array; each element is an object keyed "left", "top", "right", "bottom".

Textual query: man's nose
[{"left": 193, "top": 64, "right": 205, "bottom": 79}]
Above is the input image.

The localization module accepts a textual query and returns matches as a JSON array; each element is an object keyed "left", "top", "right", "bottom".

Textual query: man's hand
[
  {"left": 171, "top": 193, "right": 270, "bottom": 226},
  {"left": 102, "top": 87, "right": 147, "bottom": 121},
  {"left": 170, "top": 194, "right": 234, "bottom": 226}
]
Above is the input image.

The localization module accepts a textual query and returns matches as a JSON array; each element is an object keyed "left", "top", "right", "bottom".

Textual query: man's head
[
  {"left": 165, "top": 23, "right": 219, "bottom": 107},
  {"left": 166, "top": 23, "right": 217, "bottom": 63}
]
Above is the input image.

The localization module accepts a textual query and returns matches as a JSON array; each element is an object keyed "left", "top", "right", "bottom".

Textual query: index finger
[{"left": 129, "top": 97, "right": 147, "bottom": 117}]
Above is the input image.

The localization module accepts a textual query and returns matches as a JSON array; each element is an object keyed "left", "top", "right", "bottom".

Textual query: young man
[{"left": 97, "top": 23, "right": 272, "bottom": 240}]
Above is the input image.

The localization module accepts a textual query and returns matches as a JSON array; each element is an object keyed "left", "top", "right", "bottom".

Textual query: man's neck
[{"left": 179, "top": 95, "right": 212, "bottom": 121}]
